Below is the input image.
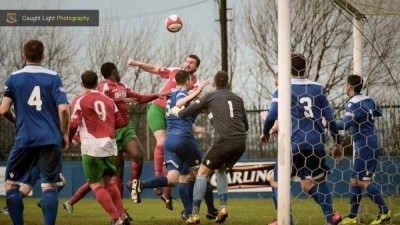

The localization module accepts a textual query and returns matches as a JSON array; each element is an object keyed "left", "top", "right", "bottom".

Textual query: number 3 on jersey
[
  {"left": 28, "top": 86, "right": 43, "bottom": 111},
  {"left": 300, "top": 97, "right": 314, "bottom": 118}
]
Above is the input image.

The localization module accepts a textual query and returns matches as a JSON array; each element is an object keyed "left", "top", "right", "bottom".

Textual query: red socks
[{"left": 69, "top": 182, "right": 90, "bottom": 205}]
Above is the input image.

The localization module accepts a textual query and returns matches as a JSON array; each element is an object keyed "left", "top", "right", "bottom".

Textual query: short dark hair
[
  {"left": 214, "top": 71, "right": 229, "bottom": 88},
  {"left": 24, "top": 40, "right": 44, "bottom": 63},
  {"left": 101, "top": 62, "right": 117, "bottom": 78},
  {"left": 175, "top": 70, "right": 190, "bottom": 85},
  {"left": 291, "top": 53, "right": 306, "bottom": 77},
  {"left": 188, "top": 54, "right": 201, "bottom": 67},
  {"left": 81, "top": 70, "right": 98, "bottom": 89},
  {"left": 347, "top": 74, "right": 363, "bottom": 92}
]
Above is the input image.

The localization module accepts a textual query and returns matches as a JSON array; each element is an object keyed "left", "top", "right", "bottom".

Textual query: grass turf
[{"left": 0, "top": 197, "right": 399, "bottom": 225}]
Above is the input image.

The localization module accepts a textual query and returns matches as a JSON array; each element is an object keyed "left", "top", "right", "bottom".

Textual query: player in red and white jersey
[
  {"left": 127, "top": 55, "right": 204, "bottom": 210},
  {"left": 63, "top": 63, "right": 169, "bottom": 215},
  {"left": 68, "top": 70, "right": 129, "bottom": 225},
  {"left": 98, "top": 62, "right": 170, "bottom": 197}
]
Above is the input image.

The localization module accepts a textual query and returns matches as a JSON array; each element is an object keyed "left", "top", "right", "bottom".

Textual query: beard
[{"left": 185, "top": 68, "right": 197, "bottom": 75}]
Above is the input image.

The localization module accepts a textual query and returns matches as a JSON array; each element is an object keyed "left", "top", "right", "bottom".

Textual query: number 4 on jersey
[{"left": 28, "top": 86, "right": 43, "bottom": 111}]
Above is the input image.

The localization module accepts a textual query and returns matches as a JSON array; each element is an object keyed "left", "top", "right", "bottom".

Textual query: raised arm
[
  {"left": 176, "top": 95, "right": 208, "bottom": 118},
  {"left": 127, "top": 59, "right": 160, "bottom": 75},
  {"left": 126, "top": 88, "right": 170, "bottom": 104},
  {"left": 176, "top": 80, "right": 209, "bottom": 108}
]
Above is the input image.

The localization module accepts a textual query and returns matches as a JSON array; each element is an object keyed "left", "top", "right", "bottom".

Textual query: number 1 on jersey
[
  {"left": 28, "top": 86, "right": 43, "bottom": 111},
  {"left": 228, "top": 100, "right": 234, "bottom": 118}
]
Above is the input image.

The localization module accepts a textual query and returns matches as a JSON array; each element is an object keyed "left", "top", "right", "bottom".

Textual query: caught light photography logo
[{"left": 6, "top": 12, "right": 17, "bottom": 24}]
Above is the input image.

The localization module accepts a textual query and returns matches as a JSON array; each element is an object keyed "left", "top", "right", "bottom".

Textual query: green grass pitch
[{"left": 0, "top": 198, "right": 399, "bottom": 224}]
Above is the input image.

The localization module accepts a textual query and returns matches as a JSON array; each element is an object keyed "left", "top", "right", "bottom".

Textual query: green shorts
[
  {"left": 147, "top": 103, "right": 166, "bottom": 132},
  {"left": 82, "top": 155, "right": 118, "bottom": 184},
  {"left": 115, "top": 122, "right": 138, "bottom": 151}
]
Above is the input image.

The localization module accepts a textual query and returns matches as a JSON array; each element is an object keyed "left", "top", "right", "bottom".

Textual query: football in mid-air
[{"left": 165, "top": 15, "right": 182, "bottom": 33}]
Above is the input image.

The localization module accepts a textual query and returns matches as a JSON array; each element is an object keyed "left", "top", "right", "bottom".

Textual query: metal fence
[{"left": 1, "top": 102, "right": 399, "bottom": 161}]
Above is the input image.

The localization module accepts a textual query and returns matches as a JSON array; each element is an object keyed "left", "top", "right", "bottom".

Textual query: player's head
[
  {"left": 101, "top": 62, "right": 120, "bottom": 82},
  {"left": 184, "top": 54, "right": 200, "bottom": 75},
  {"left": 175, "top": 70, "right": 191, "bottom": 88},
  {"left": 213, "top": 71, "right": 229, "bottom": 88},
  {"left": 346, "top": 74, "right": 363, "bottom": 96},
  {"left": 81, "top": 70, "right": 98, "bottom": 89},
  {"left": 23, "top": 40, "right": 44, "bottom": 63},
  {"left": 291, "top": 53, "right": 306, "bottom": 77}
]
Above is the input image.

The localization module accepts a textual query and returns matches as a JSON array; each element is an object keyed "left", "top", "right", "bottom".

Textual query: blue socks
[
  {"left": 41, "top": 189, "right": 59, "bottom": 225},
  {"left": 349, "top": 186, "right": 362, "bottom": 218},
  {"left": 205, "top": 181, "right": 217, "bottom": 212},
  {"left": 142, "top": 176, "right": 168, "bottom": 189},
  {"left": 215, "top": 172, "right": 228, "bottom": 208},
  {"left": 6, "top": 188, "right": 24, "bottom": 225},
  {"left": 366, "top": 183, "right": 388, "bottom": 214},
  {"left": 190, "top": 180, "right": 216, "bottom": 213},
  {"left": 272, "top": 186, "right": 278, "bottom": 209},
  {"left": 179, "top": 182, "right": 192, "bottom": 215},
  {"left": 308, "top": 182, "right": 333, "bottom": 224},
  {"left": 192, "top": 175, "right": 207, "bottom": 214}
]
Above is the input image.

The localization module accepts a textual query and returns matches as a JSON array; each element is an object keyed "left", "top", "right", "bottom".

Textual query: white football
[{"left": 165, "top": 15, "right": 182, "bottom": 33}]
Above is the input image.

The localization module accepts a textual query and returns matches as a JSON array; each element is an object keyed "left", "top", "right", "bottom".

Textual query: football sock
[
  {"left": 163, "top": 167, "right": 172, "bottom": 195},
  {"left": 274, "top": 187, "right": 294, "bottom": 225},
  {"left": 349, "top": 186, "right": 362, "bottom": 218},
  {"left": 272, "top": 187, "right": 278, "bottom": 209},
  {"left": 106, "top": 183, "right": 124, "bottom": 214},
  {"left": 215, "top": 172, "right": 228, "bottom": 209},
  {"left": 69, "top": 182, "right": 91, "bottom": 205},
  {"left": 205, "top": 181, "right": 217, "bottom": 212},
  {"left": 366, "top": 183, "right": 389, "bottom": 214},
  {"left": 142, "top": 176, "right": 168, "bottom": 189},
  {"left": 130, "top": 161, "right": 142, "bottom": 180},
  {"left": 189, "top": 181, "right": 195, "bottom": 206},
  {"left": 192, "top": 175, "right": 207, "bottom": 214},
  {"left": 6, "top": 188, "right": 24, "bottom": 225},
  {"left": 308, "top": 182, "right": 333, "bottom": 224},
  {"left": 179, "top": 182, "right": 192, "bottom": 215},
  {"left": 41, "top": 189, "right": 59, "bottom": 225},
  {"left": 93, "top": 186, "right": 119, "bottom": 221},
  {"left": 111, "top": 176, "right": 123, "bottom": 198},
  {"left": 154, "top": 145, "right": 164, "bottom": 176}
]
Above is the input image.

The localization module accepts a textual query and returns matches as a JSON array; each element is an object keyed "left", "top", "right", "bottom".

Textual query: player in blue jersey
[
  {"left": 130, "top": 71, "right": 212, "bottom": 211},
  {"left": 337, "top": 75, "right": 391, "bottom": 225},
  {"left": 0, "top": 40, "right": 70, "bottom": 225},
  {"left": 260, "top": 53, "right": 344, "bottom": 225}
]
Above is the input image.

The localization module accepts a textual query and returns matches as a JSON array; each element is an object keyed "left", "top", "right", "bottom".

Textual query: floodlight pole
[
  {"left": 353, "top": 17, "right": 363, "bottom": 76},
  {"left": 277, "top": 0, "right": 292, "bottom": 225}
]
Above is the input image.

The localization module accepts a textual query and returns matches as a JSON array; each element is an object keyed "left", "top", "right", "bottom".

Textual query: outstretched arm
[
  {"left": 127, "top": 59, "right": 160, "bottom": 75},
  {"left": 176, "top": 80, "right": 209, "bottom": 108}
]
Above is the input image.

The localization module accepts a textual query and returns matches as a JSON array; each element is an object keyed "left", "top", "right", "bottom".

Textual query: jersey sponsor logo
[
  {"left": 59, "top": 87, "right": 66, "bottom": 92},
  {"left": 206, "top": 159, "right": 211, "bottom": 165},
  {"left": 208, "top": 112, "right": 213, "bottom": 119},
  {"left": 210, "top": 162, "right": 275, "bottom": 192},
  {"left": 115, "top": 92, "right": 127, "bottom": 98}
]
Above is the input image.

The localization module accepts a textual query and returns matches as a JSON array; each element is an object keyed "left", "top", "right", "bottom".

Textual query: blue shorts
[
  {"left": 180, "top": 163, "right": 191, "bottom": 175},
  {"left": 5, "top": 145, "right": 63, "bottom": 188},
  {"left": 274, "top": 150, "right": 330, "bottom": 182},
  {"left": 164, "top": 134, "right": 203, "bottom": 172},
  {"left": 351, "top": 148, "right": 378, "bottom": 181}
]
